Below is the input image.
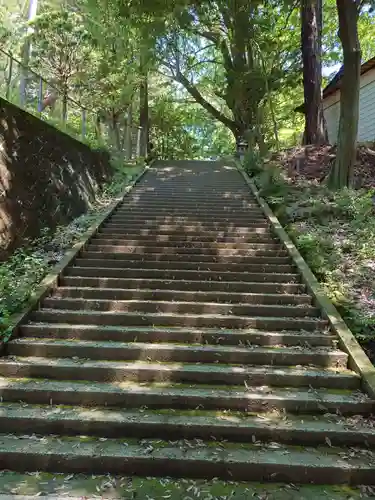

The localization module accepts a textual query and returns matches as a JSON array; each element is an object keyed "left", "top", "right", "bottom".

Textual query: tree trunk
[
  {"left": 139, "top": 50, "right": 149, "bottom": 158},
  {"left": 125, "top": 104, "right": 133, "bottom": 160},
  {"left": 255, "top": 106, "right": 268, "bottom": 157},
  {"left": 95, "top": 113, "right": 102, "bottom": 140},
  {"left": 19, "top": 0, "right": 39, "bottom": 107},
  {"left": 110, "top": 111, "right": 121, "bottom": 151},
  {"left": 328, "top": 0, "right": 361, "bottom": 189},
  {"left": 62, "top": 90, "right": 68, "bottom": 123},
  {"left": 301, "top": 0, "right": 327, "bottom": 145}
]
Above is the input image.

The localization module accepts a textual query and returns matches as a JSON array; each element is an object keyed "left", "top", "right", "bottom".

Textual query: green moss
[{"left": 0, "top": 471, "right": 369, "bottom": 499}]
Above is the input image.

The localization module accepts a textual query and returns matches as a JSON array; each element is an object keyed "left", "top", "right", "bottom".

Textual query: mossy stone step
[
  {"left": 52, "top": 286, "right": 312, "bottom": 306},
  {"left": 0, "top": 433, "right": 374, "bottom": 484},
  {"left": 41, "top": 297, "right": 318, "bottom": 318},
  {"left": 0, "top": 355, "right": 357, "bottom": 388},
  {"left": 31, "top": 309, "right": 327, "bottom": 331},
  {"left": 20, "top": 324, "right": 336, "bottom": 347},
  {"left": 0, "top": 403, "right": 372, "bottom": 446},
  {"left": 0, "top": 378, "right": 371, "bottom": 414}
]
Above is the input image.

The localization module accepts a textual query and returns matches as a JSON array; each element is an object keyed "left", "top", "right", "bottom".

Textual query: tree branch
[
  {"left": 175, "top": 69, "right": 236, "bottom": 132},
  {"left": 188, "top": 59, "right": 222, "bottom": 70}
]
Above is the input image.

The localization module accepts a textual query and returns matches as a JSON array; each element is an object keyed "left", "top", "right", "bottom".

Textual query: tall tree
[
  {"left": 300, "top": 0, "right": 326, "bottom": 144},
  {"left": 328, "top": 0, "right": 361, "bottom": 188},
  {"left": 30, "top": 8, "right": 92, "bottom": 121},
  {"left": 139, "top": 37, "right": 150, "bottom": 157},
  {"left": 158, "top": 1, "right": 300, "bottom": 147},
  {"left": 19, "top": 0, "right": 38, "bottom": 106}
]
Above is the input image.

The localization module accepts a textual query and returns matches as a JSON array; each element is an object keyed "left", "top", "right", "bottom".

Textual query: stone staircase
[{"left": 0, "top": 160, "right": 374, "bottom": 488}]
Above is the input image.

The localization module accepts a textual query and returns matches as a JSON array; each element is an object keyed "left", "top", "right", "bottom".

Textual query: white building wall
[{"left": 323, "top": 67, "right": 375, "bottom": 144}]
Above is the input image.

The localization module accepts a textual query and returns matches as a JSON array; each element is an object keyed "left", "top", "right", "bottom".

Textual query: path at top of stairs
[{"left": 0, "top": 160, "right": 374, "bottom": 492}]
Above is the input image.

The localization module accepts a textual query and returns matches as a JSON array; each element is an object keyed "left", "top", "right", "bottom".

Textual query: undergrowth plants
[
  {"left": 0, "top": 162, "right": 142, "bottom": 341},
  {"left": 244, "top": 153, "right": 375, "bottom": 356}
]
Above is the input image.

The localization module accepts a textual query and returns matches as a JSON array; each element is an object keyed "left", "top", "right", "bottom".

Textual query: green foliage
[
  {"left": 0, "top": 166, "right": 139, "bottom": 340},
  {"left": 0, "top": 247, "right": 48, "bottom": 340},
  {"left": 30, "top": 8, "right": 92, "bottom": 91},
  {"left": 149, "top": 88, "right": 235, "bottom": 159},
  {"left": 256, "top": 166, "right": 375, "bottom": 342},
  {"left": 243, "top": 149, "right": 264, "bottom": 177},
  {"left": 3, "top": 0, "right": 375, "bottom": 159}
]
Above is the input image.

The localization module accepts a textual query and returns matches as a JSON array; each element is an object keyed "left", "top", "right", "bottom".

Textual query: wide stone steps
[
  {"left": 60, "top": 276, "right": 306, "bottom": 293},
  {"left": 41, "top": 297, "right": 317, "bottom": 317},
  {"left": 52, "top": 286, "right": 313, "bottom": 305},
  {"left": 0, "top": 433, "right": 374, "bottom": 484},
  {"left": 6, "top": 339, "right": 345, "bottom": 366},
  {"left": 2, "top": 160, "right": 374, "bottom": 488},
  {"left": 105, "top": 221, "right": 272, "bottom": 230},
  {"left": 64, "top": 266, "right": 300, "bottom": 282},
  {"left": 95, "top": 232, "right": 276, "bottom": 243},
  {"left": 80, "top": 251, "right": 291, "bottom": 263},
  {"left": 98, "top": 227, "right": 272, "bottom": 236},
  {"left": 85, "top": 244, "right": 288, "bottom": 256},
  {"left": 71, "top": 259, "right": 295, "bottom": 273},
  {"left": 0, "top": 403, "right": 372, "bottom": 447},
  {"left": 90, "top": 236, "right": 279, "bottom": 246},
  {"left": 19, "top": 324, "right": 336, "bottom": 347},
  {"left": 0, "top": 378, "right": 370, "bottom": 414},
  {"left": 31, "top": 309, "right": 327, "bottom": 330},
  {"left": 0, "top": 356, "right": 358, "bottom": 388}
]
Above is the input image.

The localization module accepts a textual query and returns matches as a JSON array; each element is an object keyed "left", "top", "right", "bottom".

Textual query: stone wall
[{"left": 0, "top": 98, "right": 112, "bottom": 259}]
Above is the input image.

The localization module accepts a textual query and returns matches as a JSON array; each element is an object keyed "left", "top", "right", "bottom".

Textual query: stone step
[
  {"left": 2, "top": 434, "right": 372, "bottom": 484},
  {"left": 96, "top": 231, "right": 275, "bottom": 243},
  {"left": 117, "top": 206, "right": 265, "bottom": 213},
  {"left": 118, "top": 200, "right": 261, "bottom": 207},
  {"left": 80, "top": 251, "right": 292, "bottom": 264},
  {"left": 64, "top": 266, "right": 300, "bottom": 283},
  {"left": 31, "top": 309, "right": 326, "bottom": 331},
  {"left": 105, "top": 221, "right": 271, "bottom": 230},
  {"left": 0, "top": 356, "right": 357, "bottom": 388},
  {"left": 60, "top": 276, "right": 306, "bottom": 294},
  {"left": 111, "top": 209, "right": 266, "bottom": 217},
  {"left": 114, "top": 206, "right": 265, "bottom": 214},
  {"left": 85, "top": 244, "right": 288, "bottom": 256},
  {"left": 109, "top": 214, "right": 268, "bottom": 223},
  {"left": 90, "top": 236, "right": 278, "bottom": 246},
  {"left": 7, "top": 339, "right": 344, "bottom": 367},
  {"left": 20, "top": 324, "right": 336, "bottom": 347},
  {"left": 103, "top": 221, "right": 270, "bottom": 230},
  {"left": 0, "top": 403, "right": 373, "bottom": 447},
  {"left": 0, "top": 473, "right": 365, "bottom": 499},
  {"left": 0, "top": 378, "right": 371, "bottom": 414},
  {"left": 73, "top": 258, "right": 295, "bottom": 274},
  {"left": 100, "top": 226, "right": 272, "bottom": 235},
  {"left": 136, "top": 186, "right": 252, "bottom": 190},
  {"left": 52, "top": 286, "right": 312, "bottom": 306},
  {"left": 115, "top": 203, "right": 265, "bottom": 211},
  {"left": 0, "top": 473, "right": 369, "bottom": 500},
  {"left": 41, "top": 297, "right": 318, "bottom": 318}
]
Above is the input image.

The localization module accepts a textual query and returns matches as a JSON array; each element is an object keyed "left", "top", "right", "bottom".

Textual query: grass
[
  {"left": 0, "top": 161, "right": 143, "bottom": 341},
  {"left": 243, "top": 153, "right": 375, "bottom": 360}
]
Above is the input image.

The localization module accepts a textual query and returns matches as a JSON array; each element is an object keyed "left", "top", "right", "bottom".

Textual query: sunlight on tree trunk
[
  {"left": 301, "top": 0, "right": 327, "bottom": 145},
  {"left": 139, "top": 47, "right": 149, "bottom": 158},
  {"left": 125, "top": 104, "right": 133, "bottom": 160},
  {"left": 328, "top": 0, "right": 361, "bottom": 189},
  {"left": 19, "top": 0, "right": 38, "bottom": 106}
]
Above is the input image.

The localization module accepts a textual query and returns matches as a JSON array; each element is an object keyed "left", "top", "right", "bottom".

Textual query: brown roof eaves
[{"left": 323, "top": 56, "right": 375, "bottom": 99}]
